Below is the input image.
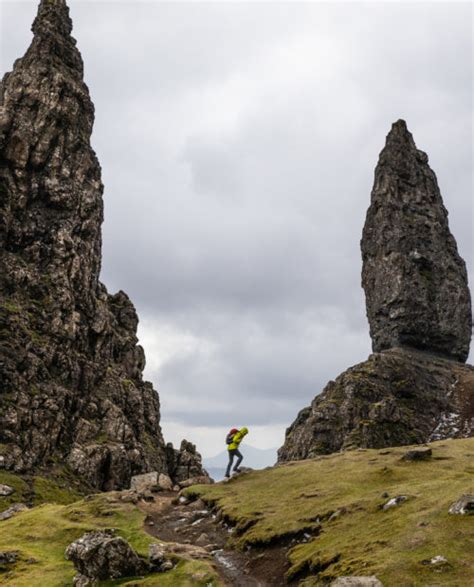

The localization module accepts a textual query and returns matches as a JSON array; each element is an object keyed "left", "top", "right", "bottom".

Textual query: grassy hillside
[
  {"left": 186, "top": 438, "right": 474, "bottom": 586},
  {"left": 0, "top": 491, "right": 219, "bottom": 586}
]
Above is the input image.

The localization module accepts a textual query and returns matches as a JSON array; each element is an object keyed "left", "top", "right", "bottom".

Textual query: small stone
[
  {"left": 382, "top": 496, "right": 407, "bottom": 510},
  {"left": 448, "top": 495, "right": 474, "bottom": 515},
  {"left": 178, "top": 475, "right": 213, "bottom": 489},
  {"left": 149, "top": 544, "right": 166, "bottom": 566},
  {"left": 195, "top": 533, "right": 210, "bottom": 546},
  {"left": 421, "top": 555, "right": 448, "bottom": 566},
  {"left": 401, "top": 448, "right": 432, "bottom": 462},
  {"left": 0, "top": 503, "right": 28, "bottom": 521},
  {"left": 329, "top": 508, "right": 346, "bottom": 522},
  {"left": 0, "top": 551, "right": 18, "bottom": 565},
  {"left": 160, "top": 561, "right": 174, "bottom": 572},
  {"left": 0, "top": 485, "right": 14, "bottom": 497},
  {"left": 331, "top": 577, "right": 384, "bottom": 586},
  {"left": 120, "top": 492, "right": 138, "bottom": 504}
]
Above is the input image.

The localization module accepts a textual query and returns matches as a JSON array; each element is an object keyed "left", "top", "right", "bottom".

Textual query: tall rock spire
[
  {"left": 0, "top": 0, "right": 209, "bottom": 489},
  {"left": 0, "top": 0, "right": 101, "bottom": 310},
  {"left": 361, "top": 120, "right": 472, "bottom": 362}
]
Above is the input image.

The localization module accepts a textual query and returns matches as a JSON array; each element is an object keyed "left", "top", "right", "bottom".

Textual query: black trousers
[{"left": 225, "top": 448, "right": 243, "bottom": 477}]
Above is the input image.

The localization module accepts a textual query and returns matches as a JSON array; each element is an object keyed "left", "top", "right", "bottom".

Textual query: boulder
[
  {"left": 448, "top": 495, "right": 474, "bottom": 515},
  {"left": 130, "top": 472, "right": 158, "bottom": 493},
  {"left": 331, "top": 577, "right": 383, "bottom": 587},
  {"left": 158, "top": 473, "right": 174, "bottom": 491},
  {"left": 0, "top": 503, "right": 28, "bottom": 521},
  {"left": 65, "top": 530, "right": 148, "bottom": 584},
  {"left": 0, "top": 484, "right": 14, "bottom": 497}
]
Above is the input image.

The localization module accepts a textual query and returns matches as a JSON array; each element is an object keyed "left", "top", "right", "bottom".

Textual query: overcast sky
[{"left": 1, "top": 0, "right": 472, "bottom": 457}]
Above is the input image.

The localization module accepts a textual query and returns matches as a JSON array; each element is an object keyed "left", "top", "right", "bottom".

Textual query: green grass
[
  {"left": 0, "top": 493, "right": 220, "bottom": 586},
  {"left": 185, "top": 438, "right": 474, "bottom": 586},
  {"left": 0, "top": 472, "right": 30, "bottom": 513},
  {"left": 0, "top": 471, "right": 84, "bottom": 513}
]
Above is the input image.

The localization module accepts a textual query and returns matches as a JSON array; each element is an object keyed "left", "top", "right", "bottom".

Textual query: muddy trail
[{"left": 139, "top": 493, "right": 292, "bottom": 586}]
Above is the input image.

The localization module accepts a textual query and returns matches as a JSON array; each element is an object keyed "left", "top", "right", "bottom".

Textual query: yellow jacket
[{"left": 228, "top": 427, "right": 248, "bottom": 451}]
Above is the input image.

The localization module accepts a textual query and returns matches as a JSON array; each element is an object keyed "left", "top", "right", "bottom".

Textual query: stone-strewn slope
[
  {"left": 0, "top": 0, "right": 206, "bottom": 489},
  {"left": 279, "top": 121, "right": 473, "bottom": 462},
  {"left": 362, "top": 120, "right": 471, "bottom": 362}
]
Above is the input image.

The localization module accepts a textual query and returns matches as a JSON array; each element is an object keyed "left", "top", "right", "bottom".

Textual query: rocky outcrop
[
  {"left": 278, "top": 348, "right": 474, "bottom": 461},
  {"left": 0, "top": 0, "right": 207, "bottom": 489},
  {"left": 362, "top": 120, "right": 471, "bottom": 362},
  {"left": 166, "top": 440, "right": 211, "bottom": 484},
  {"left": 279, "top": 121, "right": 473, "bottom": 462}
]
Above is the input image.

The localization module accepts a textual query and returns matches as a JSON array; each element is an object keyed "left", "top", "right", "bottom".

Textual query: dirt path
[{"left": 139, "top": 493, "right": 290, "bottom": 586}]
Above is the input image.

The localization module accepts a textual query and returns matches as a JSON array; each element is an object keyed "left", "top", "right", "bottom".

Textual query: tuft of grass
[
  {"left": 186, "top": 438, "right": 474, "bottom": 586},
  {"left": 0, "top": 493, "right": 220, "bottom": 586},
  {"left": 32, "top": 477, "right": 81, "bottom": 507}
]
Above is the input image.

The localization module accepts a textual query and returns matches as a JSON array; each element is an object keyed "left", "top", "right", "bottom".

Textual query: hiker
[{"left": 225, "top": 427, "right": 249, "bottom": 478}]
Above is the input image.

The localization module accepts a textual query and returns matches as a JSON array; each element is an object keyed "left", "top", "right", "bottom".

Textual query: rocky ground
[
  {"left": 0, "top": 437, "right": 472, "bottom": 586},
  {"left": 141, "top": 492, "right": 291, "bottom": 586}
]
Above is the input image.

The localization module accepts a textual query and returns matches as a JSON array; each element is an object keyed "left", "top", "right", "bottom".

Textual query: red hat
[{"left": 230, "top": 428, "right": 238, "bottom": 434}]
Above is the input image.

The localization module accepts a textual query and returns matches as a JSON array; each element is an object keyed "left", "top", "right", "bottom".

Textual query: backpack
[{"left": 226, "top": 428, "right": 238, "bottom": 445}]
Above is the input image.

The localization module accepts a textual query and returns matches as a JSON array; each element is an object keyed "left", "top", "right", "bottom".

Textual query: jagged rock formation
[
  {"left": 279, "top": 121, "right": 473, "bottom": 461},
  {"left": 0, "top": 0, "right": 207, "bottom": 489},
  {"left": 362, "top": 120, "right": 471, "bottom": 362}
]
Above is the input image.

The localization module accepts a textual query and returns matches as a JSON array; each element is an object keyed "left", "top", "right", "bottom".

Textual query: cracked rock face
[
  {"left": 0, "top": 0, "right": 208, "bottom": 489},
  {"left": 361, "top": 120, "right": 471, "bottom": 362}
]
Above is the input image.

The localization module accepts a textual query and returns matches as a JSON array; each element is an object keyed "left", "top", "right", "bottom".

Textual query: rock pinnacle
[
  {"left": 361, "top": 120, "right": 471, "bottom": 362},
  {"left": 0, "top": 0, "right": 209, "bottom": 488}
]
